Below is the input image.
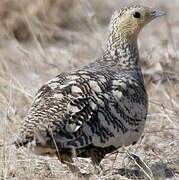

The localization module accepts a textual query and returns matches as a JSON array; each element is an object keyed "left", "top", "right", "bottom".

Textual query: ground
[{"left": 0, "top": 0, "right": 179, "bottom": 179}]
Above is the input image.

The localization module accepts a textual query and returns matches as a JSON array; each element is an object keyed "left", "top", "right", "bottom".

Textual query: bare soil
[{"left": 0, "top": 0, "right": 179, "bottom": 179}]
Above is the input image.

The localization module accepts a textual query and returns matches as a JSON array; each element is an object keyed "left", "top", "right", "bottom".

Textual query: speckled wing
[
  {"left": 17, "top": 68, "right": 147, "bottom": 151},
  {"left": 17, "top": 69, "right": 110, "bottom": 147},
  {"left": 61, "top": 71, "right": 148, "bottom": 149}
]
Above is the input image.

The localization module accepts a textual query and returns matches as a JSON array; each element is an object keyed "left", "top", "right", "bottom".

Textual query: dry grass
[{"left": 0, "top": 0, "right": 179, "bottom": 179}]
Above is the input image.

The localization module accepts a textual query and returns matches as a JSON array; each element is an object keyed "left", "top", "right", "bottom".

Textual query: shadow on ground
[{"left": 107, "top": 159, "right": 179, "bottom": 179}]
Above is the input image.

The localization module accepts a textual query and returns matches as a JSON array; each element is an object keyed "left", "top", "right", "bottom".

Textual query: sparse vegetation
[{"left": 0, "top": 0, "right": 179, "bottom": 179}]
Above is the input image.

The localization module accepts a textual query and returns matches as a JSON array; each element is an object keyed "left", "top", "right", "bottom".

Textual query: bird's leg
[
  {"left": 90, "top": 149, "right": 105, "bottom": 175},
  {"left": 57, "top": 152, "right": 81, "bottom": 175},
  {"left": 65, "top": 161, "right": 81, "bottom": 174},
  {"left": 93, "top": 164, "right": 104, "bottom": 175}
]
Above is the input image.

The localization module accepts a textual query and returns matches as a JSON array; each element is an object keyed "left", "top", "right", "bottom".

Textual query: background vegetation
[{"left": 0, "top": 0, "right": 179, "bottom": 179}]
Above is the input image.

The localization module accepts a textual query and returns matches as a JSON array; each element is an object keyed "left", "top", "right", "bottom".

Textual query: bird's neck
[{"left": 105, "top": 35, "right": 140, "bottom": 69}]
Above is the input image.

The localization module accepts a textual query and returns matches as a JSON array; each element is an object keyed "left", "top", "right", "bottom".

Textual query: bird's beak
[{"left": 152, "top": 10, "right": 166, "bottom": 17}]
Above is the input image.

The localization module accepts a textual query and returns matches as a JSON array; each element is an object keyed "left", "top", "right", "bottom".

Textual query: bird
[{"left": 14, "top": 5, "right": 165, "bottom": 173}]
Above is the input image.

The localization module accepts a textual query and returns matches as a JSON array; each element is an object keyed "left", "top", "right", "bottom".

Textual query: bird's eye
[{"left": 133, "top": 11, "right": 141, "bottom": 18}]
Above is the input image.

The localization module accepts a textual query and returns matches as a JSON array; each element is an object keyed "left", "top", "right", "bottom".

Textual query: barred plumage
[{"left": 14, "top": 5, "right": 165, "bottom": 172}]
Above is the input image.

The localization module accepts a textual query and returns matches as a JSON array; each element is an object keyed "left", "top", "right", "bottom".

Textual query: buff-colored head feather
[{"left": 108, "top": 6, "right": 166, "bottom": 42}]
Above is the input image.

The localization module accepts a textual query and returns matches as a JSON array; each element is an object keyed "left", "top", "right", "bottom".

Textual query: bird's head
[{"left": 109, "top": 6, "right": 166, "bottom": 42}]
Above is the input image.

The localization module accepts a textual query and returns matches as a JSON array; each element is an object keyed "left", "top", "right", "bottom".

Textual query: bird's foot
[
  {"left": 65, "top": 161, "right": 80, "bottom": 173},
  {"left": 64, "top": 161, "right": 91, "bottom": 177},
  {"left": 93, "top": 164, "right": 104, "bottom": 176}
]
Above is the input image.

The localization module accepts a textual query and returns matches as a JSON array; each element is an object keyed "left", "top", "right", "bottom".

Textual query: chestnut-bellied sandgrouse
[{"left": 14, "top": 5, "right": 165, "bottom": 172}]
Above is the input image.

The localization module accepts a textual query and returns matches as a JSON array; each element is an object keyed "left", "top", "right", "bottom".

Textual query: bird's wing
[
  {"left": 15, "top": 70, "right": 96, "bottom": 146},
  {"left": 17, "top": 69, "right": 147, "bottom": 150},
  {"left": 63, "top": 73, "right": 147, "bottom": 131},
  {"left": 29, "top": 69, "right": 109, "bottom": 135},
  {"left": 57, "top": 70, "right": 110, "bottom": 133},
  {"left": 56, "top": 73, "right": 148, "bottom": 149}
]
